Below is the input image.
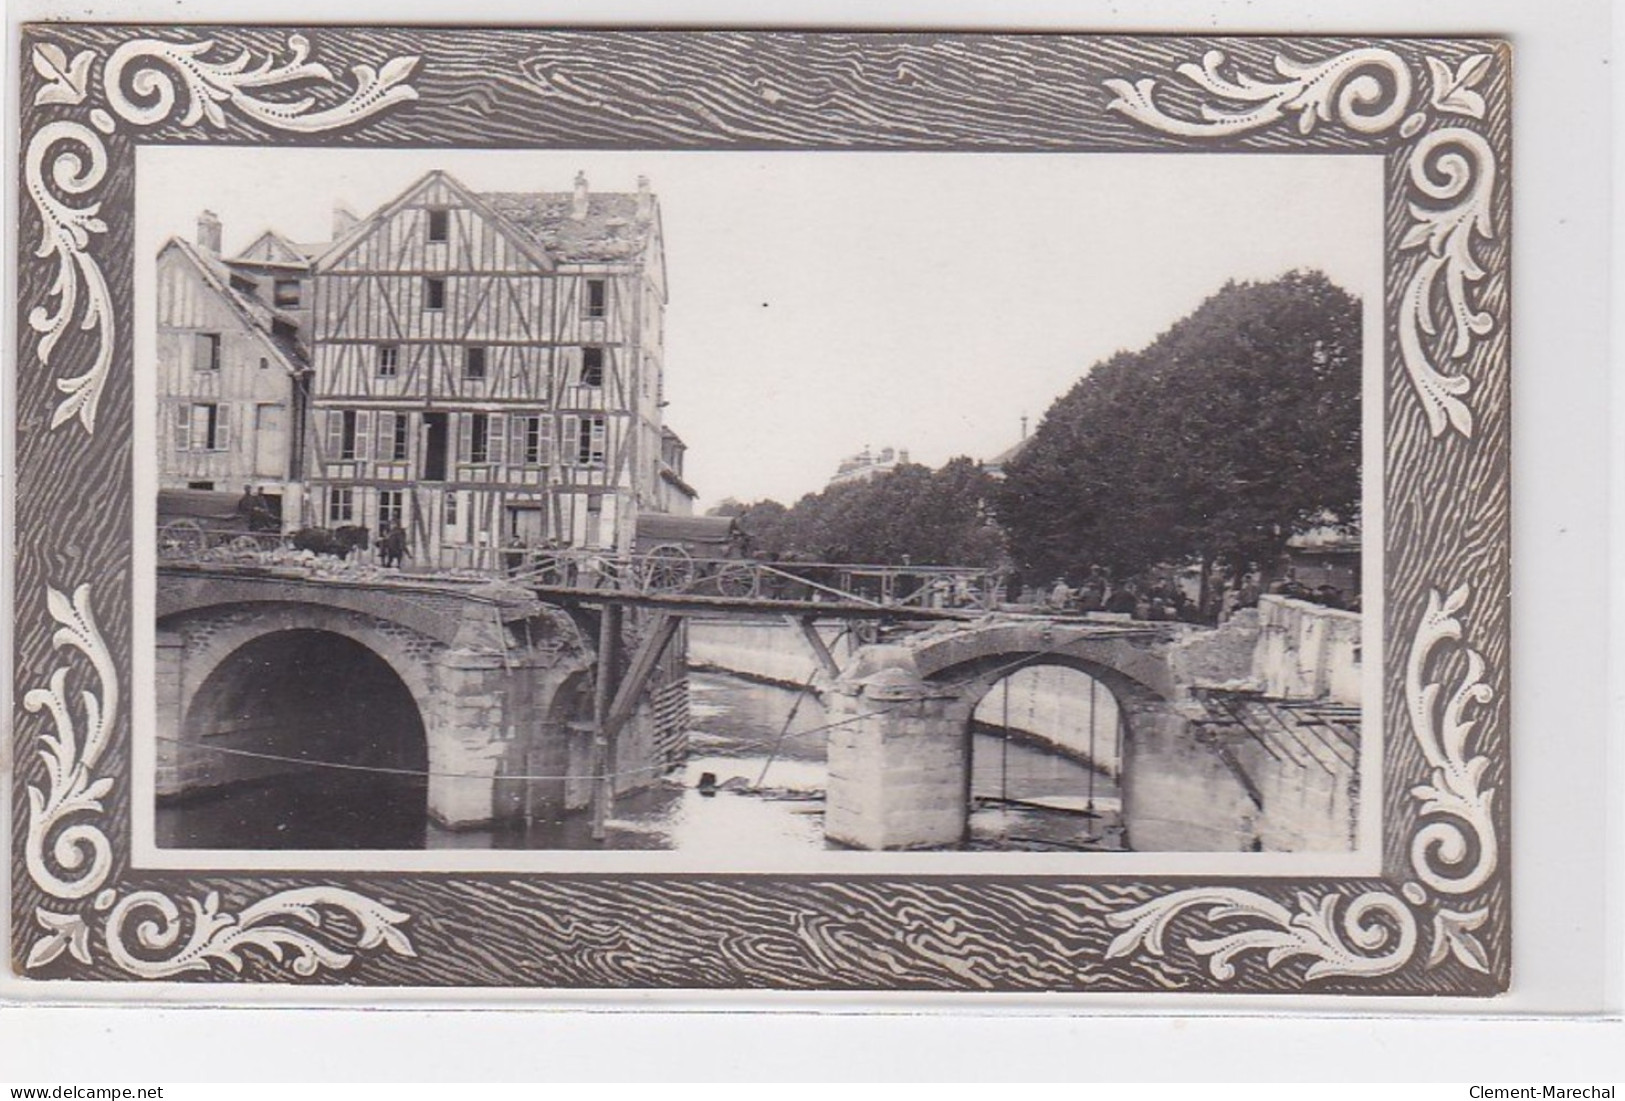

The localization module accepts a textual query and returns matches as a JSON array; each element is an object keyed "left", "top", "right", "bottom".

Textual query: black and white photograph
[
  {"left": 141, "top": 148, "right": 1378, "bottom": 863},
  {"left": 10, "top": 24, "right": 1510, "bottom": 995}
]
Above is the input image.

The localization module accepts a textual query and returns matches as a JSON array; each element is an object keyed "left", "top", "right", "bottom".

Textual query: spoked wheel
[
  {"left": 641, "top": 544, "right": 695, "bottom": 593},
  {"left": 714, "top": 561, "right": 759, "bottom": 599},
  {"left": 228, "top": 534, "right": 261, "bottom": 554},
  {"left": 158, "top": 519, "right": 207, "bottom": 559}
]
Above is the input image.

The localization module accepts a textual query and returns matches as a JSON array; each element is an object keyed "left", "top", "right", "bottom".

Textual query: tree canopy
[
  {"left": 707, "top": 456, "right": 1006, "bottom": 567},
  {"left": 996, "top": 270, "right": 1361, "bottom": 584}
]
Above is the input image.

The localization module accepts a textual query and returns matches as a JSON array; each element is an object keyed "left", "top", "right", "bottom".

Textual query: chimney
[
  {"left": 1020, "top": 414, "right": 1029, "bottom": 440},
  {"left": 332, "top": 204, "right": 358, "bottom": 239},
  {"left": 196, "top": 210, "right": 222, "bottom": 255},
  {"left": 898, "top": 449, "right": 910, "bottom": 465},
  {"left": 572, "top": 171, "right": 590, "bottom": 221},
  {"left": 636, "top": 174, "right": 652, "bottom": 222}
]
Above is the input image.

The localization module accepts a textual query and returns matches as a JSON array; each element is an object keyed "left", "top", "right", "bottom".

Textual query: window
[
  {"left": 427, "top": 208, "right": 449, "bottom": 243},
  {"left": 377, "top": 344, "right": 399, "bottom": 377},
  {"left": 469, "top": 412, "right": 490, "bottom": 464},
  {"left": 581, "top": 346, "right": 604, "bottom": 387},
  {"left": 465, "top": 345, "right": 487, "bottom": 381},
  {"left": 229, "top": 274, "right": 256, "bottom": 296},
  {"left": 585, "top": 278, "right": 606, "bottom": 319},
  {"left": 445, "top": 492, "right": 458, "bottom": 527},
  {"left": 425, "top": 277, "right": 446, "bottom": 310},
  {"left": 194, "top": 333, "right": 221, "bottom": 371},
  {"left": 577, "top": 415, "right": 606, "bottom": 466},
  {"left": 391, "top": 413, "right": 409, "bottom": 461},
  {"left": 519, "top": 414, "right": 552, "bottom": 465},
  {"left": 176, "top": 403, "right": 227, "bottom": 451},
  {"left": 378, "top": 489, "right": 405, "bottom": 530},
  {"left": 327, "top": 487, "right": 354, "bottom": 525},
  {"left": 326, "top": 410, "right": 361, "bottom": 461},
  {"left": 273, "top": 279, "right": 301, "bottom": 308},
  {"left": 258, "top": 357, "right": 269, "bottom": 371}
]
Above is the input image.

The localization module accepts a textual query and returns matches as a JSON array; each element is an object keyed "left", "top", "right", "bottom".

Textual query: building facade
[
  {"left": 305, "top": 169, "right": 673, "bottom": 568},
  {"left": 155, "top": 214, "right": 311, "bottom": 522}
]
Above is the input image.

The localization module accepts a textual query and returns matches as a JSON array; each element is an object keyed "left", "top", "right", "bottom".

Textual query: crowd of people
[{"left": 1035, "top": 563, "right": 1358, "bottom": 622}]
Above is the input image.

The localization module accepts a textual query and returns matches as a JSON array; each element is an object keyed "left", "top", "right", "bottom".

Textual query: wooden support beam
[
  {"left": 603, "top": 612, "right": 683, "bottom": 742},
  {"left": 787, "top": 614, "right": 842, "bottom": 681},
  {"left": 589, "top": 603, "right": 622, "bottom": 841}
]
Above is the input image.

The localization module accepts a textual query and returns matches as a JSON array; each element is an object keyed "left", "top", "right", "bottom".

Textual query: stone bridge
[
  {"left": 156, "top": 567, "right": 680, "bottom": 839},
  {"left": 820, "top": 614, "right": 1305, "bottom": 851}
]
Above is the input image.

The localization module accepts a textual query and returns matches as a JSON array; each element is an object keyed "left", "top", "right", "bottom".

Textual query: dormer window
[
  {"left": 273, "top": 279, "right": 301, "bottom": 307},
  {"left": 427, "top": 208, "right": 449, "bottom": 243}
]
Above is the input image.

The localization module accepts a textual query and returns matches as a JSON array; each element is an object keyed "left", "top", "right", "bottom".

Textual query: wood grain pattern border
[{"left": 10, "top": 26, "right": 1510, "bottom": 994}]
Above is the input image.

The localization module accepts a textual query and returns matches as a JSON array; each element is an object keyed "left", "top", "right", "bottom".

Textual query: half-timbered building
[
  {"left": 155, "top": 213, "right": 312, "bottom": 523},
  {"left": 307, "top": 169, "right": 676, "bottom": 568}
]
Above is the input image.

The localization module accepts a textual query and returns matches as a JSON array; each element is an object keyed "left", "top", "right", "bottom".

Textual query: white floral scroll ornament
[
  {"left": 21, "top": 602, "right": 417, "bottom": 976},
  {"left": 1102, "top": 583, "right": 1498, "bottom": 984},
  {"left": 1105, "top": 47, "right": 1500, "bottom": 440},
  {"left": 24, "top": 32, "right": 419, "bottom": 434}
]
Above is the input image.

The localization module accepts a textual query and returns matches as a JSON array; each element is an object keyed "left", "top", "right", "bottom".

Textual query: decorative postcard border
[{"left": 11, "top": 27, "right": 1510, "bottom": 993}]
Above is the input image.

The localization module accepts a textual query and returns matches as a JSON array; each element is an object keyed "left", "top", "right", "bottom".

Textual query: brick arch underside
[{"left": 164, "top": 601, "right": 445, "bottom": 731}]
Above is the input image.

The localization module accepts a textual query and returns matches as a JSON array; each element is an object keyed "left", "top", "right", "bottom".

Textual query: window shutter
[
  {"left": 355, "top": 411, "right": 372, "bottom": 460},
  {"left": 325, "top": 410, "right": 343, "bottom": 461},
  {"left": 561, "top": 415, "right": 579, "bottom": 466},
  {"left": 488, "top": 413, "right": 507, "bottom": 466},
  {"left": 173, "top": 404, "right": 189, "bottom": 451},
  {"left": 590, "top": 416, "right": 607, "bottom": 464},
  {"left": 540, "top": 416, "right": 555, "bottom": 465},
  {"left": 376, "top": 412, "right": 396, "bottom": 459},
  {"left": 457, "top": 412, "right": 473, "bottom": 463},
  {"left": 510, "top": 416, "right": 528, "bottom": 465},
  {"left": 215, "top": 404, "right": 230, "bottom": 453}
]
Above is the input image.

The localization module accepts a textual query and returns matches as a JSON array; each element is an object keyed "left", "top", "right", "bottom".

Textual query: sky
[{"left": 138, "top": 147, "right": 1382, "bottom": 509}]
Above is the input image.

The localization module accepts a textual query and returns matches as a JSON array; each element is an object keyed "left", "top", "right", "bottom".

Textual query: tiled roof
[{"left": 479, "top": 191, "right": 654, "bottom": 262}]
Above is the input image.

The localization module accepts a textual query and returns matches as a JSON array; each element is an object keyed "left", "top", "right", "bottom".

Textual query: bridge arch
[
  {"left": 823, "top": 620, "right": 1189, "bottom": 851},
  {"left": 157, "top": 602, "right": 445, "bottom": 849}
]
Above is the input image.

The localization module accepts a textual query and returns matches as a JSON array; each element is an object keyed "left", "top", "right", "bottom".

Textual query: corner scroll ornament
[
  {"left": 1104, "top": 47, "right": 1501, "bottom": 440},
  {"left": 1103, "top": 583, "right": 1498, "bottom": 985},
  {"left": 23, "top": 32, "right": 420, "bottom": 434},
  {"left": 21, "top": 585, "right": 416, "bottom": 978}
]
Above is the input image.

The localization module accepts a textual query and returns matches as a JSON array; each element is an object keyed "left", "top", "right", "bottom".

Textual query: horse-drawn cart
[
  {"left": 157, "top": 488, "right": 284, "bottom": 560},
  {"left": 633, "top": 513, "right": 755, "bottom": 596}
]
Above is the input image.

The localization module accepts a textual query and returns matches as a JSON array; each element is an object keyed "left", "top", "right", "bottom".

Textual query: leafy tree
[
  {"left": 714, "top": 458, "right": 1005, "bottom": 567},
  {"left": 996, "top": 270, "right": 1361, "bottom": 598}
]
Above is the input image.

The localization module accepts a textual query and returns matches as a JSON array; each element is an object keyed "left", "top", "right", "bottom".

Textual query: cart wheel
[
  {"left": 641, "top": 544, "right": 694, "bottom": 593},
  {"left": 159, "top": 519, "right": 206, "bottom": 559},
  {"left": 715, "top": 561, "right": 759, "bottom": 599},
  {"left": 229, "top": 535, "right": 261, "bottom": 554}
]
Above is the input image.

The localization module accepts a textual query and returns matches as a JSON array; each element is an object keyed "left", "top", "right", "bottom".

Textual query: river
[{"left": 156, "top": 670, "right": 1124, "bottom": 853}]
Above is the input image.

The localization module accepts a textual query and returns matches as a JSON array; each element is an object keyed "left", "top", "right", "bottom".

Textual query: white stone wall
[
  {"left": 1252, "top": 595, "right": 1362, "bottom": 704},
  {"left": 687, "top": 618, "right": 857, "bottom": 687}
]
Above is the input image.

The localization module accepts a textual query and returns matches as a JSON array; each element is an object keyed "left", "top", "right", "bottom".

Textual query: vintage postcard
[{"left": 8, "top": 24, "right": 1509, "bottom": 995}]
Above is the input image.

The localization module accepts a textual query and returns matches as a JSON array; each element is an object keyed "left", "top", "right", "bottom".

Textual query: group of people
[
  {"left": 1046, "top": 570, "right": 1210, "bottom": 623},
  {"left": 376, "top": 521, "right": 410, "bottom": 569},
  {"left": 1040, "top": 562, "right": 1358, "bottom": 622}
]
